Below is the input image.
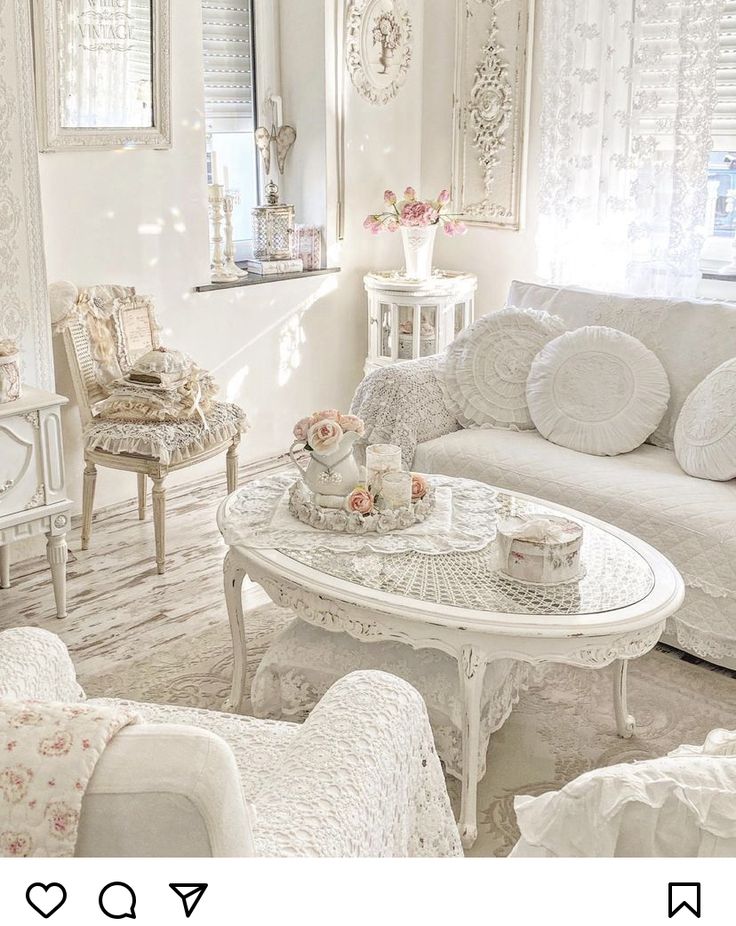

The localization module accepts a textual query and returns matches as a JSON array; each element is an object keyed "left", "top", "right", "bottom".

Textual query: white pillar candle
[
  {"left": 211, "top": 151, "right": 220, "bottom": 185},
  {"left": 366, "top": 443, "right": 402, "bottom": 495},
  {"left": 380, "top": 471, "right": 412, "bottom": 510}
]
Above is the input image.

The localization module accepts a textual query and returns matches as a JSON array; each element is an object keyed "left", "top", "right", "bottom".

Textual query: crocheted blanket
[{"left": 0, "top": 700, "right": 138, "bottom": 857}]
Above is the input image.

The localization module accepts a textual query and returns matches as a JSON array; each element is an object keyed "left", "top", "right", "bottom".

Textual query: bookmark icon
[{"left": 169, "top": 884, "right": 208, "bottom": 919}]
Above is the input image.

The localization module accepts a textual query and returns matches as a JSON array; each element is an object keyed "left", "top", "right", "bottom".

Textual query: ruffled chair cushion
[
  {"left": 441, "top": 307, "right": 567, "bottom": 430},
  {"left": 674, "top": 358, "right": 736, "bottom": 481},
  {"left": 526, "top": 326, "right": 670, "bottom": 456},
  {"left": 84, "top": 401, "right": 247, "bottom": 465}
]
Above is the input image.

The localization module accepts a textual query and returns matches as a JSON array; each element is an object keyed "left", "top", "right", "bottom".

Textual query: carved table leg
[
  {"left": 81, "top": 460, "right": 97, "bottom": 551},
  {"left": 458, "top": 645, "right": 486, "bottom": 850},
  {"left": 224, "top": 550, "right": 249, "bottom": 713},
  {"left": 0, "top": 545, "right": 9, "bottom": 589},
  {"left": 46, "top": 532, "right": 68, "bottom": 620},
  {"left": 614, "top": 659, "right": 635, "bottom": 738},
  {"left": 137, "top": 473, "right": 147, "bottom": 521}
]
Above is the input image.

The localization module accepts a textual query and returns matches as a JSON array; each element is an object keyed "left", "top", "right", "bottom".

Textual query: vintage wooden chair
[{"left": 59, "top": 285, "right": 245, "bottom": 574}]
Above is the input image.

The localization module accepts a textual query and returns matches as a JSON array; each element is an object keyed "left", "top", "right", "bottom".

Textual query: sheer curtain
[{"left": 537, "top": 0, "right": 726, "bottom": 296}]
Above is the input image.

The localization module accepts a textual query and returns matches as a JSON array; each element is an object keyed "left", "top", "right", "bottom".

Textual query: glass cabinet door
[{"left": 379, "top": 303, "right": 394, "bottom": 359}]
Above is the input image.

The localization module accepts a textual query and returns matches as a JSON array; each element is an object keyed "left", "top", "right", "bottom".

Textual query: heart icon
[{"left": 26, "top": 883, "right": 67, "bottom": 919}]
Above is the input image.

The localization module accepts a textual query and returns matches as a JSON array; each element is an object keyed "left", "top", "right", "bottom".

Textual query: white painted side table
[
  {"left": 217, "top": 476, "right": 684, "bottom": 849},
  {"left": 364, "top": 271, "right": 477, "bottom": 374},
  {"left": 0, "top": 387, "right": 72, "bottom": 618}
]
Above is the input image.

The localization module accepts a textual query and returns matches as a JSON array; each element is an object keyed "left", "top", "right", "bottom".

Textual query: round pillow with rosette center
[
  {"left": 674, "top": 358, "right": 736, "bottom": 480},
  {"left": 441, "top": 307, "right": 568, "bottom": 430},
  {"left": 526, "top": 326, "right": 670, "bottom": 456}
]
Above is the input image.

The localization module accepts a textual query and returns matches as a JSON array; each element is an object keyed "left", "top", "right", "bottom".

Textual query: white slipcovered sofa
[
  {"left": 0, "top": 628, "right": 462, "bottom": 857},
  {"left": 352, "top": 280, "right": 736, "bottom": 668}
]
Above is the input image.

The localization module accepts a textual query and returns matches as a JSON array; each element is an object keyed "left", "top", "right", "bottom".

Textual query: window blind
[
  {"left": 714, "top": 0, "right": 736, "bottom": 145},
  {"left": 202, "top": 0, "right": 254, "bottom": 133}
]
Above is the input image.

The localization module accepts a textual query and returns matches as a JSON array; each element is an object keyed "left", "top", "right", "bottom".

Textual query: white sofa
[
  {"left": 0, "top": 628, "right": 462, "bottom": 857},
  {"left": 352, "top": 280, "right": 736, "bottom": 669}
]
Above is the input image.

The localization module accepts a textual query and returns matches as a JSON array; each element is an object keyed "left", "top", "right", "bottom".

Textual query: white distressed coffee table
[{"left": 217, "top": 476, "right": 684, "bottom": 849}]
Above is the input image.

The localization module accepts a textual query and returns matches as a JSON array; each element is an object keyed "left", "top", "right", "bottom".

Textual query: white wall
[
  {"left": 421, "top": 0, "right": 544, "bottom": 315},
  {"left": 40, "top": 0, "right": 425, "bottom": 513}
]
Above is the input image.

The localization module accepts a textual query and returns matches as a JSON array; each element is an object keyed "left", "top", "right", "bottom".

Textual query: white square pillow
[
  {"left": 526, "top": 326, "right": 670, "bottom": 456},
  {"left": 514, "top": 753, "right": 736, "bottom": 857},
  {"left": 441, "top": 307, "right": 567, "bottom": 430},
  {"left": 674, "top": 358, "right": 736, "bottom": 481}
]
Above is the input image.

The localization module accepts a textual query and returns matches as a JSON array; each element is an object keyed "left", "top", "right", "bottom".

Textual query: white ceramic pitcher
[{"left": 290, "top": 430, "right": 362, "bottom": 508}]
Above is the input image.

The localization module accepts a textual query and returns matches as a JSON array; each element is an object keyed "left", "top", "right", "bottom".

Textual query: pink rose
[
  {"left": 347, "top": 487, "right": 374, "bottom": 516},
  {"left": 337, "top": 413, "right": 365, "bottom": 436},
  {"left": 404, "top": 186, "right": 417, "bottom": 201},
  {"left": 307, "top": 418, "right": 343, "bottom": 453},
  {"left": 400, "top": 201, "right": 438, "bottom": 227},
  {"left": 437, "top": 189, "right": 451, "bottom": 205},
  {"left": 384, "top": 190, "right": 397, "bottom": 204},
  {"left": 293, "top": 416, "right": 311, "bottom": 441},
  {"left": 309, "top": 409, "right": 339, "bottom": 425},
  {"left": 411, "top": 473, "right": 429, "bottom": 501}
]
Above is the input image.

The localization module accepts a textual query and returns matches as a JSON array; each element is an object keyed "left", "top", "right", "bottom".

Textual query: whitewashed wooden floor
[{"left": 0, "top": 463, "right": 279, "bottom": 676}]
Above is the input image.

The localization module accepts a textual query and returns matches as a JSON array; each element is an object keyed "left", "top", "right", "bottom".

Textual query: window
[
  {"left": 702, "top": 1, "right": 736, "bottom": 269},
  {"left": 202, "top": 0, "right": 258, "bottom": 258}
]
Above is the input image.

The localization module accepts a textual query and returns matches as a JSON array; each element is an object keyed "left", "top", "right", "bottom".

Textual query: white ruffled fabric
[
  {"left": 513, "top": 749, "right": 736, "bottom": 857},
  {"left": 84, "top": 400, "right": 247, "bottom": 465},
  {"left": 441, "top": 307, "right": 568, "bottom": 431},
  {"left": 674, "top": 358, "right": 736, "bottom": 481},
  {"left": 526, "top": 326, "right": 670, "bottom": 456}
]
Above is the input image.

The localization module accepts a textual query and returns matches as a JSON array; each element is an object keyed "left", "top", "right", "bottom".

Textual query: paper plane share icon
[{"left": 169, "top": 883, "right": 208, "bottom": 919}]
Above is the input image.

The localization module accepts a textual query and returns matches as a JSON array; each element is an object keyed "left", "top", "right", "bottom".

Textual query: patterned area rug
[{"left": 78, "top": 603, "right": 736, "bottom": 858}]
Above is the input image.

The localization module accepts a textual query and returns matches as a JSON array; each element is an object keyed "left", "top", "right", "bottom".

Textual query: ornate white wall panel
[
  {"left": 0, "top": 0, "right": 53, "bottom": 389},
  {"left": 451, "top": 0, "right": 534, "bottom": 230}
]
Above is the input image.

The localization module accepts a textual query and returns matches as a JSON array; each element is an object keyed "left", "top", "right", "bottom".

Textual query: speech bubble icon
[{"left": 99, "top": 882, "right": 137, "bottom": 920}]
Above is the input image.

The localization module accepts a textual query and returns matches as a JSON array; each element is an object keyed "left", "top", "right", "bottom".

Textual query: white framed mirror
[{"left": 32, "top": 0, "right": 171, "bottom": 151}]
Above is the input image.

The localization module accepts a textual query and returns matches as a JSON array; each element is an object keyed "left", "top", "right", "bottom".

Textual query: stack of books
[{"left": 246, "top": 258, "right": 304, "bottom": 275}]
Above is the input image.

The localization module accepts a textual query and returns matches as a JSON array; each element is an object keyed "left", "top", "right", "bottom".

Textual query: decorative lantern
[{"left": 252, "top": 181, "right": 295, "bottom": 260}]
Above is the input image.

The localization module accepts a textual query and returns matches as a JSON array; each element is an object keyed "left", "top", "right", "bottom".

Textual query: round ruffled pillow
[
  {"left": 526, "top": 326, "right": 670, "bottom": 456},
  {"left": 441, "top": 307, "right": 567, "bottom": 429},
  {"left": 674, "top": 358, "right": 736, "bottom": 481}
]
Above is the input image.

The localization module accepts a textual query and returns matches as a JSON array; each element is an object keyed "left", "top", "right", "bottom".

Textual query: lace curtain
[{"left": 537, "top": 0, "right": 725, "bottom": 296}]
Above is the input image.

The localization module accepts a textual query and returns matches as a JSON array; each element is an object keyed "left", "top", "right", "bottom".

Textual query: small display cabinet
[{"left": 364, "top": 271, "right": 477, "bottom": 374}]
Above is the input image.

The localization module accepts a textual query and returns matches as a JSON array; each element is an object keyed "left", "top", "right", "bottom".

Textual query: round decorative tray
[{"left": 288, "top": 479, "right": 435, "bottom": 534}]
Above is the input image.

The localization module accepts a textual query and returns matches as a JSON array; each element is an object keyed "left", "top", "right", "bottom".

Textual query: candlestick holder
[
  {"left": 208, "top": 184, "right": 239, "bottom": 283},
  {"left": 223, "top": 193, "right": 247, "bottom": 279}
]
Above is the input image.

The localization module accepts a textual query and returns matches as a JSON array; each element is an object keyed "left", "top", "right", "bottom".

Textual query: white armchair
[{"left": 0, "top": 629, "right": 462, "bottom": 858}]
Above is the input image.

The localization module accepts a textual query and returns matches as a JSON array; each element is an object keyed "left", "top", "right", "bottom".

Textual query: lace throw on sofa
[{"left": 537, "top": 0, "right": 724, "bottom": 296}]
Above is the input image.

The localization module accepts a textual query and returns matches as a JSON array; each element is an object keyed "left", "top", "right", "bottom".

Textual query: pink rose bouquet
[
  {"left": 411, "top": 473, "right": 429, "bottom": 501},
  {"left": 293, "top": 409, "right": 366, "bottom": 452},
  {"left": 364, "top": 186, "right": 467, "bottom": 237},
  {"left": 346, "top": 486, "right": 375, "bottom": 516}
]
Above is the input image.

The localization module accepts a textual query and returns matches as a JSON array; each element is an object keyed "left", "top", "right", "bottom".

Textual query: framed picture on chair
[{"left": 111, "top": 296, "right": 161, "bottom": 370}]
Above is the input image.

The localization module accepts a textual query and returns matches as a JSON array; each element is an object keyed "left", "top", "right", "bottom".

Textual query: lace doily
[
  {"left": 282, "top": 493, "right": 656, "bottom": 616},
  {"left": 220, "top": 473, "right": 499, "bottom": 555}
]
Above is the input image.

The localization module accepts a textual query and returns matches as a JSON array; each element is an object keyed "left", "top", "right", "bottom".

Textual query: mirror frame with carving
[{"left": 31, "top": 0, "right": 171, "bottom": 152}]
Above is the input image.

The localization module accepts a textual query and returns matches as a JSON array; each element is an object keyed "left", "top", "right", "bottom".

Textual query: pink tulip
[
  {"left": 363, "top": 215, "right": 382, "bottom": 235},
  {"left": 404, "top": 186, "right": 417, "bottom": 201},
  {"left": 437, "top": 189, "right": 451, "bottom": 204},
  {"left": 443, "top": 220, "right": 467, "bottom": 237},
  {"left": 385, "top": 219, "right": 399, "bottom": 232},
  {"left": 384, "top": 190, "right": 397, "bottom": 204}
]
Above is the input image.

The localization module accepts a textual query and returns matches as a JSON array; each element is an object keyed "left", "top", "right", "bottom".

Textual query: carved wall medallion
[
  {"left": 345, "top": 0, "right": 413, "bottom": 105},
  {"left": 452, "top": 0, "right": 534, "bottom": 229}
]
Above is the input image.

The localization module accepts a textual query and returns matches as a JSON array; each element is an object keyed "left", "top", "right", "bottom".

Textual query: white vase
[
  {"left": 0, "top": 353, "right": 21, "bottom": 403},
  {"left": 401, "top": 224, "right": 437, "bottom": 281}
]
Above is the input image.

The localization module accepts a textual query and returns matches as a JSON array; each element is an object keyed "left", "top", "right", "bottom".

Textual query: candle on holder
[
  {"left": 211, "top": 151, "right": 220, "bottom": 185},
  {"left": 366, "top": 443, "right": 402, "bottom": 495},
  {"left": 381, "top": 471, "right": 412, "bottom": 510}
]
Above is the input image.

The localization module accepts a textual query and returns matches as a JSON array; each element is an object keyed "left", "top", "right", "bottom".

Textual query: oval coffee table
[{"left": 218, "top": 476, "right": 684, "bottom": 849}]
